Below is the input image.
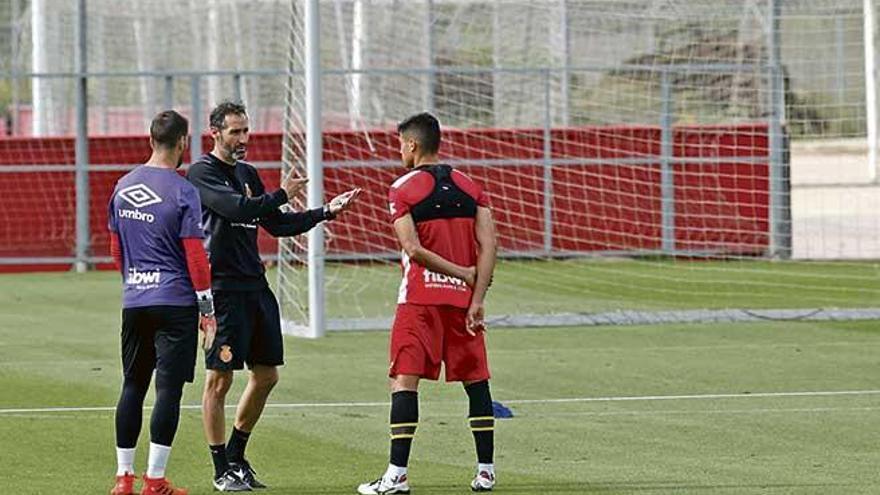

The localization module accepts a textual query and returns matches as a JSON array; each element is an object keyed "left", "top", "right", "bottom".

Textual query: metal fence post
[
  {"left": 233, "top": 73, "right": 242, "bottom": 103},
  {"left": 164, "top": 75, "right": 174, "bottom": 109},
  {"left": 864, "top": 0, "right": 878, "bottom": 182},
  {"left": 74, "top": 0, "right": 89, "bottom": 272},
  {"left": 835, "top": 15, "right": 846, "bottom": 105},
  {"left": 768, "top": 0, "right": 791, "bottom": 258},
  {"left": 559, "top": 0, "right": 570, "bottom": 126},
  {"left": 191, "top": 75, "right": 203, "bottom": 159},
  {"left": 542, "top": 70, "right": 553, "bottom": 254},
  {"left": 660, "top": 70, "right": 675, "bottom": 254},
  {"left": 11, "top": 0, "right": 20, "bottom": 135},
  {"left": 32, "top": 0, "right": 49, "bottom": 135},
  {"left": 425, "top": 0, "right": 435, "bottom": 113}
]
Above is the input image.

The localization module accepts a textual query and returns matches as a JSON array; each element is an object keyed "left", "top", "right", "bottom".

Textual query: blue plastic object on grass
[{"left": 492, "top": 400, "right": 514, "bottom": 418}]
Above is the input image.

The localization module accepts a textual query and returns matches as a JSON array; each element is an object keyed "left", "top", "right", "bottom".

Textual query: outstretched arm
[
  {"left": 466, "top": 206, "right": 497, "bottom": 334},
  {"left": 393, "top": 213, "right": 476, "bottom": 286},
  {"left": 186, "top": 164, "right": 289, "bottom": 223},
  {"left": 260, "top": 188, "right": 361, "bottom": 237},
  {"left": 259, "top": 207, "right": 327, "bottom": 237}
]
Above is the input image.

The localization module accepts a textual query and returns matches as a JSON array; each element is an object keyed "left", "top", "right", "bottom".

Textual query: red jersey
[{"left": 388, "top": 164, "right": 489, "bottom": 308}]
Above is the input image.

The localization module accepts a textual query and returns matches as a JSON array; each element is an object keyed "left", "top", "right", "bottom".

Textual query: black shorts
[
  {"left": 206, "top": 287, "right": 284, "bottom": 370},
  {"left": 121, "top": 305, "right": 199, "bottom": 384}
]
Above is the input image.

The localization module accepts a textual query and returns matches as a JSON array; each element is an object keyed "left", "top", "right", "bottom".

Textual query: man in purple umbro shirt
[
  {"left": 110, "top": 158, "right": 204, "bottom": 308},
  {"left": 107, "top": 110, "right": 216, "bottom": 495}
]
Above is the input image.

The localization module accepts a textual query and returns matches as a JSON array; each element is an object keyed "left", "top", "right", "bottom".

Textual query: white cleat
[
  {"left": 213, "top": 469, "right": 252, "bottom": 492},
  {"left": 470, "top": 470, "right": 495, "bottom": 492},
  {"left": 357, "top": 474, "right": 411, "bottom": 494}
]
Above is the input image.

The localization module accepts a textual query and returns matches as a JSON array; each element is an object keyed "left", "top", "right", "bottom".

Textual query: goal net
[
  {"left": 277, "top": 0, "right": 880, "bottom": 336},
  {"left": 1, "top": 0, "right": 877, "bottom": 326}
]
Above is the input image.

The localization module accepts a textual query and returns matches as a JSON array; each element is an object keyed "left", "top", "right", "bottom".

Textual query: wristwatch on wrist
[{"left": 323, "top": 203, "right": 337, "bottom": 221}]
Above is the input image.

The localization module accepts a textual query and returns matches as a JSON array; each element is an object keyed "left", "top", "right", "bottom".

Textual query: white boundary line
[
  {"left": 503, "top": 389, "right": 880, "bottom": 404},
  {"left": 0, "top": 389, "right": 878, "bottom": 415},
  {"left": 255, "top": 406, "right": 880, "bottom": 420},
  {"left": 511, "top": 406, "right": 880, "bottom": 417}
]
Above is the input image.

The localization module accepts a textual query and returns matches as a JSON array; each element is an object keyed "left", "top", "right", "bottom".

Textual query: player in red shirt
[{"left": 358, "top": 113, "right": 498, "bottom": 494}]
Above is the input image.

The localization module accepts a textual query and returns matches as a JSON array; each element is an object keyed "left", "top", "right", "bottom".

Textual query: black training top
[{"left": 186, "top": 153, "right": 328, "bottom": 291}]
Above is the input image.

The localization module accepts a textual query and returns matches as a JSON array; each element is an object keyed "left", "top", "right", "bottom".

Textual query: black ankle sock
[
  {"left": 227, "top": 427, "right": 251, "bottom": 464},
  {"left": 389, "top": 390, "right": 419, "bottom": 468},
  {"left": 466, "top": 380, "right": 494, "bottom": 464},
  {"left": 210, "top": 443, "right": 229, "bottom": 478}
]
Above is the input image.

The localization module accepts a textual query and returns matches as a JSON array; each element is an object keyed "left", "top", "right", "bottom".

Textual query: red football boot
[
  {"left": 140, "top": 475, "right": 188, "bottom": 495},
  {"left": 110, "top": 473, "right": 137, "bottom": 495}
]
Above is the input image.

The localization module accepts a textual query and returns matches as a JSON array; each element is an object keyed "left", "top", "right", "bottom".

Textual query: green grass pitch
[
  {"left": 0, "top": 264, "right": 879, "bottom": 494},
  {"left": 296, "top": 258, "right": 880, "bottom": 319}
]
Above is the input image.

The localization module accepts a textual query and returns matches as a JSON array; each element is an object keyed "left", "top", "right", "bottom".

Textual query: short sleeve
[
  {"left": 388, "top": 185, "right": 411, "bottom": 223},
  {"left": 451, "top": 169, "right": 490, "bottom": 207},
  {"left": 107, "top": 188, "right": 118, "bottom": 232},
  {"left": 475, "top": 183, "right": 490, "bottom": 208},
  {"left": 178, "top": 183, "right": 205, "bottom": 238}
]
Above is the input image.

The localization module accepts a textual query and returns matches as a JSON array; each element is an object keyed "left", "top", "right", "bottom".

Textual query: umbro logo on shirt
[
  {"left": 118, "top": 208, "right": 156, "bottom": 223},
  {"left": 118, "top": 183, "right": 163, "bottom": 208}
]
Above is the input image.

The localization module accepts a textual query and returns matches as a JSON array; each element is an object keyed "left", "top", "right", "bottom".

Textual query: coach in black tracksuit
[{"left": 186, "top": 101, "right": 360, "bottom": 491}]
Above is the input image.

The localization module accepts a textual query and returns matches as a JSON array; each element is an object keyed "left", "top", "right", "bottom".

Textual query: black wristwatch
[{"left": 323, "top": 203, "right": 337, "bottom": 221}]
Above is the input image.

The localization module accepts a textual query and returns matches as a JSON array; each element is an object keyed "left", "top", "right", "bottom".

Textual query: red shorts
[{"left": 389, "top": 304, "right": 490, "bottom": 382}]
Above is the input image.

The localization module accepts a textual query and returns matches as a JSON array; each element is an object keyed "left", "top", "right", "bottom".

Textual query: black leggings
[{"left": 115, "top": 373, "right": 185, "bottom": 448}]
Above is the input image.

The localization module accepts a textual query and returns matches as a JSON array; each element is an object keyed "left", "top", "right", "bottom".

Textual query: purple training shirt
[{"left": 108, "top": 166, "right": 204, "bottom": 308}]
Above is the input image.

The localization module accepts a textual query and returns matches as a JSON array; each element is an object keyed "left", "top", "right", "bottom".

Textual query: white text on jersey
[
  {"left": 126, "top": 267, "right": 161, "bottom": 288},
  {"left": 422, "top": 268, "right": 466, "bottom": 287},
  {"left": 118, "top": 208, "right": 155, "bottom": 223}
]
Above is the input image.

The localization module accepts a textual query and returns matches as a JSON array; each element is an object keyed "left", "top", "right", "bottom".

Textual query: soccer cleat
[
  {"left": 140, "top": 475, "right": 188, "bottom": 495},
  {"left": 470, "top": 470, "right": 495, "bottom": 492},
  {"left": 357, "top": 474, "right": 410, "bottom": 494},
  {"left": 229, "top": 460, "right": 266, "bottom": 489},
  {"left": 212, "top": 469, "right": 252, "bottom": 492},
  {"left": 110, "top": 473, "right": 137, "bottom": 495}
]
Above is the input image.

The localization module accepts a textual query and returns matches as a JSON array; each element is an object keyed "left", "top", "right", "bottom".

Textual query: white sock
[
  {"left": 385, "top": 464, "right": 407, "bottom": 481},
  {"left": 478, "top": 463, "right": 495, "bottom": 476},
  {"left": 116, "top": 447, "right": 136, "bottom": 476},
  {"left": 146, "top": 442, "right": 172, "bottom": 478}
]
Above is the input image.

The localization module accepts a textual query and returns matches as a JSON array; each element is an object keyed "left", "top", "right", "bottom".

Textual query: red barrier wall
[{"left": 0, "top": 124, "right": 769, "bottom": 272}]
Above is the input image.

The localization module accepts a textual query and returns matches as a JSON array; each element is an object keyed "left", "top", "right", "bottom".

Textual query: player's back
[
  {"left": 109, "top": 166, "right": 203, "bottom": 308},
  {"left": 389, "top": 164, "right": 489, "bottom": 308}
]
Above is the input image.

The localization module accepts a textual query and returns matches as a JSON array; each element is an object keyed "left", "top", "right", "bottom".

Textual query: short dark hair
[
  {"left": 397, "top": 112, "right": 441, "bottom": 154},
  {"left": 210, "top": 100, "right": 248, "bottom": 130},
  {"left": 150, "top": 110, "right": 188, "bottom": 148}
]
